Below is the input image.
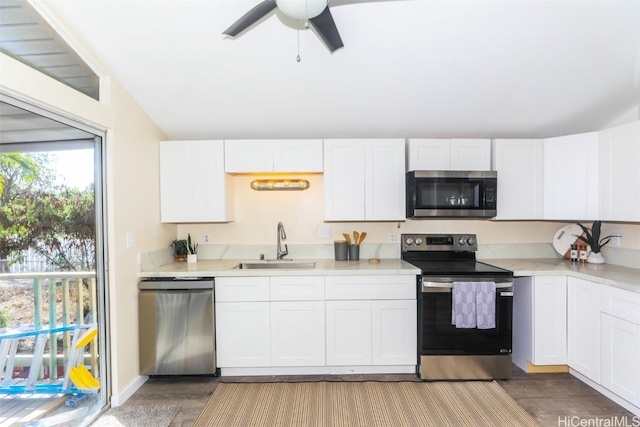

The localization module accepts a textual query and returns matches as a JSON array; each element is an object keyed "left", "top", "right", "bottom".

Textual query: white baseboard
[
  {"left": 110, "top": 375, "right": 149, "bottom": 407},
  {"left": 220, "top": 365, "right": 416, "bottom": 377},
  {"left": 570, "top": 369, "right": 640, "bottom": 417}
]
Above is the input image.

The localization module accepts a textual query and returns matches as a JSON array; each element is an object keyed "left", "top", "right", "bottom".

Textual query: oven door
[{"left": 418, "top": 277, "right": 513, "bottom": 356}]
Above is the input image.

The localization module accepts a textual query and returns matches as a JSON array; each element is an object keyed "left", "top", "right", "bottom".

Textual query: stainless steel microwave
[{"left": 406, "top": 170, "right": 497, "bottom": 218}]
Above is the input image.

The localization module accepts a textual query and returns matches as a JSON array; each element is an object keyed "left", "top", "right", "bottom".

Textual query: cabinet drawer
[
  {"left": 270, "top": 276, "right": 325, "bottom": 301},
  {"left": 601, "top": 285, "right": 640, "bottom": 325},
  {"left": 325, "top": 276, "right": 416, "bottom": 300},
  {"left": 215, "top": 277, "right": 270, "bottom": 302}
]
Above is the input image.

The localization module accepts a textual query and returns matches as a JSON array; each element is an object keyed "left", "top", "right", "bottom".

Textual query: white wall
[
  {"left": 178, "top": 174, "right": 640, "bottom": 253},
  {"left": 1, "top": 52, "right": 175, "bottom": 401}
]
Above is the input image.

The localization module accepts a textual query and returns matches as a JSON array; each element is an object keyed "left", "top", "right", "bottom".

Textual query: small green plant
[
  {"left": 187, "top": 233, "right": 198, "bottom": 255},
  {"left": 575, "top": 220, "right": 615, "bottom": 253},
  {"left": 171, "top": 239, "right": 189, "bottom": 256}
]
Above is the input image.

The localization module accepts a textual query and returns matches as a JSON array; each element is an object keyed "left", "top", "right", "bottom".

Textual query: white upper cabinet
[
  {"left": 224, "top": 139, "right": 323, "bottom": 173},
  {"left": 450, "top": 139, "right": 492, "bottom": 171},
  {"left": 407, "top": 138, "right": 491, "bottom": 171},
  {"left": 159, "top": 140, "right": 234, "bottom": 223},
  {"left": 599, "top": 120, "right": 640, "bottom": 221},
  {"left": 544, "top": 131, "right": 599, "bottom": 221},
  {"left": 324, "top": 139, "right": 405, "bottom": 221},
  {"left": 407, "top": 139, "right": 450, "bottom": 170},
  {"left": 492, "top": 139, "right": 544, "bottom": 220}
]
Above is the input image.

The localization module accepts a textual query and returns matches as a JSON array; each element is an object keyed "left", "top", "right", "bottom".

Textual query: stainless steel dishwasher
[{"left": 138, "top": 277, "right": 216, "bottom": 375}]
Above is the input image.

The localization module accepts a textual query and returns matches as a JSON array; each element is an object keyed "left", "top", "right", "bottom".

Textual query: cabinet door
[
  {"left": 450, "top": 139, "right": 491, "bottom": 171},
  {"left": 492, "top": 139, "right": 544, "bottom": 219},
  {"left": 326, "top": 300, "right": 372, "bottom": 365},
  {"left": 224, "top": 140, "right": 274, "bottom": 173},
  {"left": 601, "top": 313, "right": 640, "bottom": 406},
  {"left": 274, "top": 139, "right": 323, "bottom": 172},
  {"left": 364, "top": 139, "right": 406, "bottom": 220},
  {"left": 599, "top": 120, "right": 640, "bottom": 221},
  {"left": 215, "top": 302, "right": 270, "bottom": 367},
  {"left": 271, "top": 301, "right": 325, "bottom": 366},
  {"left": 406, "top": 139, "right": 450, "bottom": 171},
  {"left": 532, "top": 276, "right": 567, "bottom": 365},
  {"left": 323, "top": 139, "right": 365, "bottom": 221},
  {"left": 544, "top": 132, "right": 599, "bottom": 220},
  {"left": 160, "top": 140, "right": 233, "bottom": 223},
  {"left": 371, "top": 300, "right": 416, "bottom": 365},
  {"left": 567, "top": 277, "right": 600, "bottom": 382}
]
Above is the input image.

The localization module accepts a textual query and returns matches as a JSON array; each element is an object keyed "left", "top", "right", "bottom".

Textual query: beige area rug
[{"left": 194, "top": 381, "right": 539, "bottom": 427}]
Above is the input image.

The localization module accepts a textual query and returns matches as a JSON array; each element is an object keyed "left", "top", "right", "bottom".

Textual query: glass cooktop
[{"left": 405, "top": 259, "right": 513, "bottom": 277}]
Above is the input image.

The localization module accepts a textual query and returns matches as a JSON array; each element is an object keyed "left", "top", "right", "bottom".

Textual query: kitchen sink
[{"left": 233, "top": 260, "right": 316, "bottom": 269}]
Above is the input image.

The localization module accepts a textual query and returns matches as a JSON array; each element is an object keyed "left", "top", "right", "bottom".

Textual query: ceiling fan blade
[
  {"left": 308, "top": 7, "right": 344, "bottom": 52},
  {"left": 223, "top": 0, "right": 277, "bottom": 37}
]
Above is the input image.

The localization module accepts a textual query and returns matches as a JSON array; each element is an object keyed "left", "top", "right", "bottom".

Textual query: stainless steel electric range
[{"left": 401, "top": 233, "right": 514, "bottom": 380}]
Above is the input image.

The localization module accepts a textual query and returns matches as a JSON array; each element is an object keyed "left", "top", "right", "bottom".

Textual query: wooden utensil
[
  {"left": 358, "top": 232, "right": 367, "bottom": 245},
  {"left": 353, "top": 231, "right": 360, "bottom": 246},
  {"left": 343, "top": 233, "right": 351, "bottom": 245}
]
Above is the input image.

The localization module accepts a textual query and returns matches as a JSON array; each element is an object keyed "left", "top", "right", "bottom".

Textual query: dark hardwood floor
[{"left": 123, "top": 366, "right": 636, "bottom": 427}]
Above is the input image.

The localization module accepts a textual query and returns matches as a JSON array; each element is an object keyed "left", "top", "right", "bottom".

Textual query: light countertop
[
  {"left": 481, "top": 258, "right": 640, "bottom": 293},
  {"left": 139, "top": 256, "right": 640, "bottom": 294},
  {"left": 139, "top": 258, "right": 421, "bottom": 279}
]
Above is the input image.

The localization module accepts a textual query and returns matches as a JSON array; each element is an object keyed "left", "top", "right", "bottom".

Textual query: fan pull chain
[{"left": 296, "top": 22, "right": 301, "bottom": 62}]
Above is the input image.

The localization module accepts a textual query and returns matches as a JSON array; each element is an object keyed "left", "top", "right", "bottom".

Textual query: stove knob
[
  {"left": 458, "top": 237, "right": 467, "bottom": 246},
  {"left": 405, "top": 237, "right": 414, "bottom": 245},
  {"left": 414, "top": 237, "right": 423, "bottom": 245},
  {"left": 467, "top": 237, "right": 476, "bottom": 246}
]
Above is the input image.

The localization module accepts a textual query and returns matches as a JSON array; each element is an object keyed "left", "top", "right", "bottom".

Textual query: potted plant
[
  {"left": 171, "top": 239, "right": 189, "bottom": 262},
  {"left": 575, "top": 220, "right": 615, "bottom": 264},
  {"left": 187, "top": 233, "right": 198, "bottom": 263}
]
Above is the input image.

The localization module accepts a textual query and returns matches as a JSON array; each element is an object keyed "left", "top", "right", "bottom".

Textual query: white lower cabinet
[
  {"left": 567, "top": 277, "right": 600, "bottom": 382},
  {"left": 600, "top": 285, "right": 640, "bottom": 407},
  {"left": 271, "top": 301, "right": 325, "bottom": 367},
  {"left": 513, "top": 276, "right": 567, "bottom": 369},
  {"left": 216, "top": 301, "right": 271, "bottom": 367},
  {"left": 601, "top": 314, "right": 640, "bottom": 407},
  {"left": 216, "top": 274, "right": 417, "bottom": 372},
  {"left": 326, "top": 300, "right": 372, "bottom": 366},
  {"left": 325, "top": 275, "right": 417, "bottom": 367},
  {"left": 372, "top": 300, "right": 417, "bottom": 365},
  {"left": 532, "top": 276, "right": 567, "bottom": 365}
]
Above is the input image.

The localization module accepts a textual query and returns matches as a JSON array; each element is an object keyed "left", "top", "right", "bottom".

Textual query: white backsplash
[{"left": 140, "top": 243, "right": 639, "bottom": 271}]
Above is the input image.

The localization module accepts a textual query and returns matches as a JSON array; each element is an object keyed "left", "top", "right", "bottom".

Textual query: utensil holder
[
  {"left": 349, "top": 244, "right": 360, "bottom": 261},
  {"left": 334, "top": 241, "right": 348, "bottom": 261}
]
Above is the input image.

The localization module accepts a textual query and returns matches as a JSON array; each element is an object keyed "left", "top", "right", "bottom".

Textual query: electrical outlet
[
  {"left": 610, "top": 234, "right": 621, "bottom": 247},
  {"left": 318, "top": 226, "right": 332, "bottom": 239},
  {"left": 203, "top": 234, "right": 210, "bottom": 243},
  {"left": 388, "top": 233, "right": 396, "bottom": 243},
  {"left": 126, "top": 233, "right": 134, "bottom": 249}
]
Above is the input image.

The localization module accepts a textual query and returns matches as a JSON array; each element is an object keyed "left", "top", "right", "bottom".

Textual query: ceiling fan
[{"left": 223, "top": 0, "right": 344, "bottom": 52}]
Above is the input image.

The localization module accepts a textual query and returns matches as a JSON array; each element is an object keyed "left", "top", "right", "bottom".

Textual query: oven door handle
[{"left": 421, "top": 279, "right": 513, "bottom": 292}]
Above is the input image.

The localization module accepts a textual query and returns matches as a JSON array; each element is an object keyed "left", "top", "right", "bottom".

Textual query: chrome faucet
[{"left": 276, "top": 221, "right": 288, "bottom": 260}]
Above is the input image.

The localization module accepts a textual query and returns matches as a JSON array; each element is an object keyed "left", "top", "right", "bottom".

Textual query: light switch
[{"left": 126, "top": 233, "right": 135, "bottom": 249}]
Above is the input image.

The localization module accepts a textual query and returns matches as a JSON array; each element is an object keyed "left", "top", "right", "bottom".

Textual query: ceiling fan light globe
[{"left": 276, "top": 0, "right": 327, "bottom": 20}]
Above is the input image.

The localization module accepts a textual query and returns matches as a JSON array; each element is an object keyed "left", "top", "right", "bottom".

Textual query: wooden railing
[{"left": 0, "top": 272, "right": 98, "bottom": 387}]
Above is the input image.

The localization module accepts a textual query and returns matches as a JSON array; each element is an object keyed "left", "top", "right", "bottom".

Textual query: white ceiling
[{"left": 43, "top": 0, "right": 640, "bottom": 140}]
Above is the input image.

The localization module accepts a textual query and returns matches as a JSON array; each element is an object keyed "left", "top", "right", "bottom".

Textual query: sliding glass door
[{"left": 0, "top": 98, "right": 109, "bottom": 424}]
